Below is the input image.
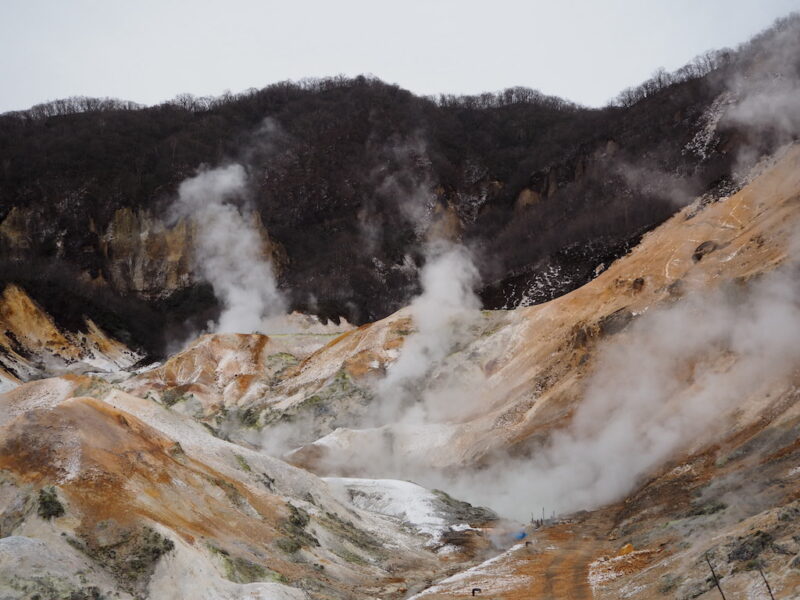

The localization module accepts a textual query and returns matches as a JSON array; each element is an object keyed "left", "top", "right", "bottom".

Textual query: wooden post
[
  {"left": 705, "top": 554, "right": 727, "bottom": 600},
  {"left": 757, "top": 565, "right": 776, "bottom": 600}
]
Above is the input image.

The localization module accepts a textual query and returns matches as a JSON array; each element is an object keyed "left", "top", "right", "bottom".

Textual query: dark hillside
[{"left": 1, "top": 15, "right": 797, "bottom": 354}]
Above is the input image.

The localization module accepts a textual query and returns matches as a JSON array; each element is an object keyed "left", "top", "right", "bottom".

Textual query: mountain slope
[
  {"left": 1, "top": 142, "right": 798, "bottom": 598},
  {"left": 0, "top": 377, "right": 498, "bottom": 599},
  {"left": 3, "top": 15, "right": 798, "bottom": 347},
  {"left": 1, "top": 15, "right": 800, "bottom": 600}
]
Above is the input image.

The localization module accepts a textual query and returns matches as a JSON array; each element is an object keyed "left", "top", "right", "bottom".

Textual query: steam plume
[
  {"left": 363, "top": 134, "right": 484, "bottom": 425},
  {"left": 173, "top": 164, "right": 286, "bottom": 334},
  {"left": 375, "top": 241, "right": 481, "bottom": 424},
  {"left": 444, "top": 268, "right": 800, "bottom": 520},
  {"left": 724, "top": 17, "right": 800, "bottom": 140}
]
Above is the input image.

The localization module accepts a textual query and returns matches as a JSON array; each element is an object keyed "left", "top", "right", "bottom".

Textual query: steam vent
[{"left": 1, "top": 4, "right": 800, "bottom": 599}]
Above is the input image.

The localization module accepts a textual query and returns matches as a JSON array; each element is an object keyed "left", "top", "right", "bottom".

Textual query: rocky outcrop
[
  {"left": 0, "top": 205, "right": 281, "bottom": 300},
  {"left": 100, "top": 207, "right": 196, "bottom": 297},
  {"left": 0, "top": 284, "right": 140, "bottom": 390}
]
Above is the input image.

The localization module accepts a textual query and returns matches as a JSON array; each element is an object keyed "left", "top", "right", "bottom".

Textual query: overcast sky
[{"left": 2, "top": 0, "right": 799, "bottom": 112}]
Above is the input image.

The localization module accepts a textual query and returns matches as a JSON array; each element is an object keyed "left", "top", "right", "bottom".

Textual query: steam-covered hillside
[
  {"left": 1, "top": 15, "right": 798, "bottom": 358},
  {"left": 1, "top": 127, "right": 800, "bottom": 600}
]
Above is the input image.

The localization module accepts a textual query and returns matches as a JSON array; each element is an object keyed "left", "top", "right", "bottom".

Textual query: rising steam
[
  {"left": 173, "top": 164, "right": 286, "bottom": 334},
  {"left": 374, "top": 241, "right": 481, "bottom": 425},
  {"left": 724, "top": 16, "right": 800, "bottom": 141},
  {"left": 270, "top": 18, "right": 800, "bottom": 527},
  {"left": 298, "top": 259, "right": 800, "bottom": 523},
  {"left": 362, "top": 134, "right": 484, "bottom": 425},
  {"left": 443, "top": 268, "right": 800, "bottom": 520}
]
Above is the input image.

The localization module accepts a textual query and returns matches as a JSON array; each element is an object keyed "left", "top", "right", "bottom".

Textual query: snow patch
[
  {"left": 503, "top": 264, "right": 574, "bottom": 309},
  {"left": 408, "top": 543, "right": 530, "bottom": 598},
  {"left": 0, "top": 377, "right": 74, "bottom": 426},
  {"left": 0, "top": 375, "right": 18, "bottom": 395},
  {"left": 684, "top": 93, "right": 734, "bottom": 160},
  {"left": 324, "top": 478, "right": 451, "bottom": 539}
]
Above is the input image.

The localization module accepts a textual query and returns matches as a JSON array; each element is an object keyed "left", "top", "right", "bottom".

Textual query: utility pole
[
  {"left": 757, "top": 565, "right": 776, "bottom": 600},
  {"left": 704, "top": 553, "right": 727, "bottom": 600}
]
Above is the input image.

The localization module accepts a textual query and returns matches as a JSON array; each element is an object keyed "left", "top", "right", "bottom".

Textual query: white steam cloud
[
  {"left": 254, "top": 134, "right": 486, "bottom": 459},
  {"left": 615, "top": 160, "right": 699, "bottom": 207},
  {"left": 363, "top": 135, "right": 484, "bottom": 426},
  {"left": 173, "top": 164, "right": 286, "bottom": 334},
  {"left": 444, "top": 268, "right": 800, "bottom": 520},
  {"left": 431, "top": 23, "right": 800, "bottom": 520},
  {"left": 268, "top": 20, "right": 800, "bottom": 528},
  {"left": 298, "top": 265, "right": 800, "bottom": 524},
  {"left": 724, "top": 17, "right": 800, "bottom": 139},
  {"left": 374, "top": 241, "right": 481, "bottom": 425}
]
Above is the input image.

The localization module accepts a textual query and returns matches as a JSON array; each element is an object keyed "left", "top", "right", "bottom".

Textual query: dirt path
[
  {"left": 511, "top": 524, "right": 607, "bottom": 600},
  {"left": 410, "top": 517, "right": 613, "bottom": 600}
]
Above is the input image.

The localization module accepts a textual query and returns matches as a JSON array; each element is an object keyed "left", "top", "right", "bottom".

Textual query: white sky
[{"left": 2, "top": 0, "right": 799, "bottom": 112}]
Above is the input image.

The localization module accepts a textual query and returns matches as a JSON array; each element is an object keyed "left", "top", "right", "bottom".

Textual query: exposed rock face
[
  {"left": 514, "top": 188, "right": 541, "bottom": 211},
  {"left": 0, "top": 284, "right": 140, "bottom": 390},
  {"left": 0, "top": 205, "right": 281, "bottom": 300},
  {"left": 100, "top": 207, "right": 196, "bottom": 298}
]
